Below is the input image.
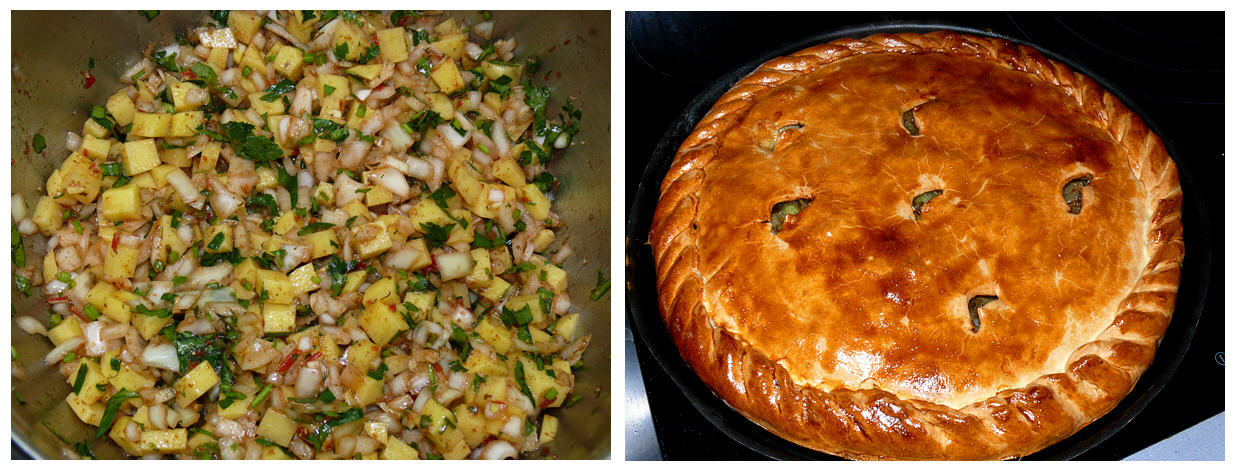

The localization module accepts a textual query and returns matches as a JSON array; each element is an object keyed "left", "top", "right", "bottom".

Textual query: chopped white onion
[
  {"left": 64, "top": 131, "right": 82, "bottom": 151},
  {"left": 15, "top": 316, "right": 46, "bottom": 336},
  {"left": 188, "top": 264, "right": 231, "bottom": 287},
  {"left": 11, "top": 194, "right": 26, "bottom": 222},
  {"left": 165, "top": 169, "right": 204, "bottom": 208},
  {"left": 437, "top": 124, "right": 469, "bottom": 149},
  {"left": 480, "top": 440, "right": 517, "bottom": 460},
  {"left": 412, "top": 387, "right": 432, "bottom": 413},
  {"left": 295, "top": 367, "right": 323, "bottom": 398},
  {"left": 44, "top": 336, "right": 84, "bottom": 365},
  {"left": 369, "top": 167, "right": 409, "bottom": 198},
  {"left": 141, "top": 344, "right": 180, "bottom": 372}
]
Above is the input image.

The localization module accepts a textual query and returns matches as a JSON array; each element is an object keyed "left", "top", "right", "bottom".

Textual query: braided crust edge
[{"left": 648, "top": 31, "right": 1183, "bottom": 460}]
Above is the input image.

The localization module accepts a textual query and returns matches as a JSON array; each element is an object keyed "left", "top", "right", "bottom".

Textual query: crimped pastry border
[{"left": 648, "top": 31, "right": 1183, "bottom": 460}]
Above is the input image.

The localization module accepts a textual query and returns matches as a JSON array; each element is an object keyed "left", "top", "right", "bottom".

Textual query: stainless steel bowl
[{"left": 11, "top": 10, "right": 610, "bottom": 459}]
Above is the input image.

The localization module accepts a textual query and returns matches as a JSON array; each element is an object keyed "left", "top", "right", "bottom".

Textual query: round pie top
[{"left": 650, "top": 32, "right": 1183, "bottom": 460}]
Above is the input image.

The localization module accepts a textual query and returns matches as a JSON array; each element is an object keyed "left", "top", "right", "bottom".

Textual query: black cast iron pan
[{"left": 625, "top": 20, "right": 1212, "bottom": 460}]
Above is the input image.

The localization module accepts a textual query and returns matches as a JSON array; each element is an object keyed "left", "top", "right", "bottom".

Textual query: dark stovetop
[{"left": 625, "top": 11, "right": 1223, "bottom": 460}]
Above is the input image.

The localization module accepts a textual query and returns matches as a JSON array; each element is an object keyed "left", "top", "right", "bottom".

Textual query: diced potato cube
[
  {"left": 270, "top": 44, "right": 304, "bottom": 80},
  {"left": 262, "top": 303, "right": 295, "bottom": 335},
  {"left": 207, "top": 47, "right": 229, "bottom": 70},
  {"left": 330, "top": 21, "right": 368, "bottom": 62},
  {"left": 418, "top": 399, "right": 464, "bottom": 454},
  {"left": 205, "top": 222, "right": 233, "bottom": 253},
  {"left": 430, "top": 60, "right": 464, "bottom": 94},
  {"left": 130, "top": 112, "right": 172, "bottom": 138},
  {"left": 139, "top": 429, "right": 187, "bottom": 453},
  {"left": 447, "top": 149, "right": 484, "bottom": 205},
  {"left": 83, "top": 116, "right": 111, "bottom": 139},
  {"left": 30, "top": 196, "right": 64, "bottom": 234},
  {"left": 248, "top": 92, "right": 285, "bottom": 117},
  {"left": 364, "top": 183, "right": 394, "bottom": 207},
  {"left": 132, "top": 312, "right": 166, "bottom": 341},
  {"left": 110, "top": 366, "right": 155, "bottom": 393},
  {"left": 66, "top": 393, "right": 106, "bottom": 426},
  {"left": 48, "top": 317, "right": 83, "bottom": 346},
  {"left": 51, "top": 153, "right": 102, "bottom": 204},
  {"left": 408, "top": 198, "right": 454, "bottom": 228},
  {"left": 521, "top": 183, "right": 551, "bottom": 221},
  {"left": 99, "top": 294, "right": 131, "bottom": 323},
  {"left": 100, "top": 184, "right": 141, "bottom": 221},
  {"left": 554, "top": 313, "right": 579, "bottom": 339},
  {"left": 475, "top": 318, "right": 513, "bottom": 353},
  {"left": 359, "top": 302, "right": 408, "bottom": 346},
  {"left": 288, "top": 264, "right": 318, "bottom": 295},
  {"left": 520, "top": 356, "right": 569, "bottom": 408},
  {"left": 169, "top": 111, "right": 204, "bottom": 137},
  {"left": 346, "top": 64, "right": 384, "bottom": 82},
  {"left": 80, "top": 135, "right": 111, "bottom": 160},
  {"left": 169, "top": 82, "right": 205, "bottom": 112},
  {"left": 347, "top": 340, "right": 381, "bottom": 370},
  {"left": 306, "top": 230, "right": 339, "bottom": 259},
  {"left": 507, "top": 294, "right": 547, "bottom": 326},
  {"left": 237, "top": 44, "right": 266, "bottom": 77},
  {"left": 104, "top": 245, "right": 139, "bottom": 282},
  {"left": 343, "top": 270, "right": 366, "bottom": 293},
  {"left": 481, "top": 60, "right": 523, "bottom": 82},
  {"left": 465, "top": 249, "right": 492, "bottom": 288},
  {"left": 429, "top": 34, "right": 467, "bottom": 60},
  {"left": 42, "top": 252, "right": 57, "bottom": 283},
  {"left": 403, "top": 291, "right": 436, "bottom": 315},
  {"left": 543, "top": 263, "right": 568, "bottom": 293},
  {"left": 227, "top": 11, "right": 264, "bottom": 43},
  {"left": 159, "top": 148, "right": 190, "bottom": 168},
  {"left": 539, "top": 414, "right": 559, "bottom": 445},
  {"left": 381, "top": 435, "right": 419, "bottom": 460},
  {"left": 479, "top": 275, "right": 512, "bottom": 303},
  {"left": 272, "top": 211, "right": 298, "bottom": 235},
  {"left": 401, "top": 238, "right": 434, "bottom": 271},
  {"left": 532, "top": 229, "right": 555, "bottom": 253},
  {"left": 318, "top": 75, "right": 349, "bottom": 120},
  {"left": 492, "top": 157, "right": 526, "bottom": 187},
  {"left": 362, "top": 278, "right": 397, "bottom": 306},
  {"left": 376, "top": 27, "right": 409, "bottom": 63},
  {"left": 353, "top": 221, "right": 393, "bottom": 259},
  {"left": 198, "top": 27, "right": 237, "bottom": 49},
  {"left": 106, "top": 92, "right": 137, "bottom": 125},
  {"left": 174, "top": 361, "right": 220, "bottom": 407},
  {"left": 256, "top": 408, "right": 297, "bottom": 447},
  {"left": 455, "top": 403, "right": 488, "bottom": 447},
  {"left": 354, "top": 375, "right": 384, "bottom": 406},
  {"left": 428, "top": 92, "right": 454, "bottom": 119},
  {"left": 73, "top": 359, "right": 108, "bottom": 404},
  {"left": 313, "top": 182, "right": 334, "bottom": 205}
]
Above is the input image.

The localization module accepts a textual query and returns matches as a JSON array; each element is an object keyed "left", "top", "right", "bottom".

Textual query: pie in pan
[{"left": 649, "top": 31, "right": 1183, "bottom": 460}]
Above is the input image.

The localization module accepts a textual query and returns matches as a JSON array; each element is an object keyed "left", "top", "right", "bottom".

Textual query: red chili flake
[
  {"left": 371, "top": 34, "right": 380, "bottom": 44},
  {"left": 45, "top": 296, "right": 69, "bottom": 303},
  {"left": 182, "top": 69, "right": 197, "bottom": 80},
  {"left": 277, "top": 350, "right": 300, "bottom": 373},
  {"left": 397, "top": 16, "right": 415, "bottom": 27},
  {"left": 111, "top": 233, "right": 120, "bottom": 251},
  {"left": 307, "top": 351, "right": 322, "bottom": 362},
  {"left": 68, "top": 305, "right": 85, "bottom": 319},
  {"left": 82, "top": 72, "right": 96, "bottom": 89}
]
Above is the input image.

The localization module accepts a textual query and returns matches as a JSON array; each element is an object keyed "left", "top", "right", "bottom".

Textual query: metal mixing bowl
[{"left": 10, "top": 10, "right": 610, "bottom": 459}]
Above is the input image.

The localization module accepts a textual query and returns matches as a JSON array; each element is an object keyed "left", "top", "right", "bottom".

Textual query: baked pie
[{"left": 649, "top": 31, "right": 1182, "bottom": 460}]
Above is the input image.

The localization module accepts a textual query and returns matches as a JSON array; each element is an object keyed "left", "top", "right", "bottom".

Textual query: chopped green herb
[
  {"left": 32, "top": 133, "right": 46, "bottom": 153},
  {"left": 96, "top": 389, "right": 140, "bottom": 438},
  {"left": 590, "top": 269, "right": 610, "bottom": 300}
]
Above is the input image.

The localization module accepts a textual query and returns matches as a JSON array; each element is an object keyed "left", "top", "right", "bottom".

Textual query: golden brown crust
[{"left": 649, "top": 31, "right": 1183, "bottom": 460}]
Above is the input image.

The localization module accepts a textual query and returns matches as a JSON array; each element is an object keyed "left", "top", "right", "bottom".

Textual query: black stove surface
[{"left": 625, "top": 11, "right": 1223, "bottom": 460}]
